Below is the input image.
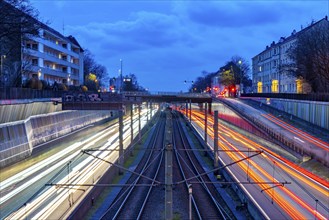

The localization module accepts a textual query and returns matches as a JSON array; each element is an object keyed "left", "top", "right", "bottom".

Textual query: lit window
[
  {"left": 272, "top": 80, "right": 279, "bottom": 93},
  {"left": 296, "top": 79, "right": 303, "bottom": 93},
  {"left": 257, "top": 82, "right": 263, "bottom": 93}
]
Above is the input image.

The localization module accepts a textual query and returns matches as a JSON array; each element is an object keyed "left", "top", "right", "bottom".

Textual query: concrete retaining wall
[
  {"left": 0, "top": 101, "right": 62, "bottom": 124},
  {"left": 0, "top": 121, "right": 31, "bottom": 167},
  {"left": 251, "top": 98, "right": 329, "bottom": 130},
  {"left": 0, "top": 110, "right": 117, "bottom": 168}
]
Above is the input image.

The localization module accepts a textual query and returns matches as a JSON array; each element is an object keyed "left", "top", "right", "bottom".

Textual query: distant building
[
  {"left": 252, "top": 16, "right": 328, "bottom": 93},
  {"left": 1, "top": 1, "right": 84, "bottom": 87}
]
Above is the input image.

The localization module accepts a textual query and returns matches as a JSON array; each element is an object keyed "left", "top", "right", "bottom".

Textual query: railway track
[
  {"left": 172, "top": 111, "right": 234, "bottom": 220},
  {"left": 100, "top": 111, "right": 166, "bottom": 219},
  {"left": 99, "top": 110, "right": 235, "bottom": 219}
]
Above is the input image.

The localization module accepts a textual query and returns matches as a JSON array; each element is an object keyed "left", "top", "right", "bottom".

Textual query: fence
[
  {"left": 0, "top": 87, "right": 62, "bottom": 100},
  {"left": 241, "top": 93, "right": 329, "bottom": 102}
]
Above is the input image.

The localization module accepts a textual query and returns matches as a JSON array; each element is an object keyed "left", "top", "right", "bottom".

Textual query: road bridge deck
[{"left": 62, "top": 91, "right": 212, "bottom": 110}]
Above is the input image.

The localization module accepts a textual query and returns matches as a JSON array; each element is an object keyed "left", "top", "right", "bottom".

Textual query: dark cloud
[
  {"left": 68, "top": 11, "right": 198, "bottom": 55},
  {"left": 184, "top": 1, "right": 283, "bottom": 27}
]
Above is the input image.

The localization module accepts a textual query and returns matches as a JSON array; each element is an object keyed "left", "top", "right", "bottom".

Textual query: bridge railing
[
  {"left": 122, "top": 91, "right": 211, "bottom": 98},
  {"left": 241, "top": 93, "right": 329, "bottom": 102}
]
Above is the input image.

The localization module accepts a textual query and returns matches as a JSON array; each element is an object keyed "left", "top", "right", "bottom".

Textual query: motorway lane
[
  {"left": 217, "top": 98, "right": 329, "bottom": 165},
  {"left": 1, "top": 108, "right": 157, "bottom": 219},
  {"left": 187, "top": 109, "right": 328, "bottom": 220}
]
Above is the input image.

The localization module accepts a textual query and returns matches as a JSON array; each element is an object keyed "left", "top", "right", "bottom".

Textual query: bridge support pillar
[
  {"left": 213, "top": 110, "right": 219, "bottom": 175},
  {"left": 146, "top": 101, "right": 149, "bottom": 123},
  {"left": 204, "top": 102, "right": 208, "bottom": 149},
  {"left": 189, "top": 99, "right": 192, "bottom": 122},
  {"left": 185, "top": 101, "right": 188, "bottom": 118},
  {"left": 119, "top": 109, "right": 124, "bottom": 175},
  {"left": 130, "top": 104, "right": 133, "bottom": 144},
  {"left": 138, "top": 104, "right": 141, "bottom": 144},
  {"left": 130, "top": 104, "right": 134, "bottom": 156},
  {"left": 150, "top": 101, "right": 153, "bottom": 118},
  {"left": 208, "top": 102, "right": 212, "bottom": 115}
]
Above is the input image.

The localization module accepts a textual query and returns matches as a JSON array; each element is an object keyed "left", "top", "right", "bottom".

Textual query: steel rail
[
  {"left": 173, "top": 111, "right": 233, "bottom": 220},
  {"left": 101, "top": 112, "right": 165, "bottom": 219},
  {"left": 172, "top": 119, "right": 202, "bottom": 219}
]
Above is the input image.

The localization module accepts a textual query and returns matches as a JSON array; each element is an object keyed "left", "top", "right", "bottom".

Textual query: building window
[
  {"left": 296, "top": 79, "right": 303, "bottom": 93},
  {"left": 32, "top": 59, "right": 38, "bottom": 66},
  {"left": 271, "top": 80, "right": 279, "bottom": 93},
  {"left": 257, "top": 82, "right": 263, "bottom": 93},
  {"left": 32, "top": 44, "right": 38, "bottom": 50},
  {"left": 259, "top": 66, "right": 262, "bottom": 72}
]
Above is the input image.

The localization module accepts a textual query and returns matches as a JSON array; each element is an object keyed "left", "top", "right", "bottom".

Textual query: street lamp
[
  {"left": 1, "top": 55, "right": 6, "bottom": 87},
  {"left": 38, "top": 69, "right": 42, "bottom": 79},
  {"left": 237, "top": 60, "right": 243, "bottom": 95}
]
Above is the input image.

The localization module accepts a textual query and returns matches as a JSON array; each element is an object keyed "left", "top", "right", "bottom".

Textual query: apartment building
[
  {"left": 24, "top": 24, "right": 84, "bottom": 86},
  {"left": 0, "top": 1, "right": 84, "bottom": 88},
  {"left": 252, "top": 16, "right": 328, "bottom": 94}
]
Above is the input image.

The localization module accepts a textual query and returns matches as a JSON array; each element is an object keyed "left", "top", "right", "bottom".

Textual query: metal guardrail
[
  {"left": 122, "top": 91, "right": 211, "bottom": 98},
  {"left": 241, "top": 93, "right": 329, "bottom": 102},
  {"left": 0, "top": 88, "right": 211, "bottom": 101},
  {"left": 0, "top": 87, "right": 62, "bottom": 100}
]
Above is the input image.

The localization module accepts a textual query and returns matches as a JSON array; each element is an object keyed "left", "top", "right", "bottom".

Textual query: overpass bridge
[{"left": 62, "top": 91, "right": 212, "bottom": 111}]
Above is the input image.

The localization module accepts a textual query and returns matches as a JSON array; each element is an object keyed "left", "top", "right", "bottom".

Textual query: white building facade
[
  {"left": 252, "top": 17, "right": 328, "bottom": 94},
  {"left": 24, "top": 26, "right": 84, "bottom": 86}
]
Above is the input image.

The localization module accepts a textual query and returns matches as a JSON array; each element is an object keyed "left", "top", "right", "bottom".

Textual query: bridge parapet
[
  {"left": 62, "top": 91, "right": 212, "bottom": 110},
  {"left": 122, "top": 91, "right": 211, "bottom": 98}
]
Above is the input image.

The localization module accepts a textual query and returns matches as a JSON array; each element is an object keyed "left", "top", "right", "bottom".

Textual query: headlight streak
[
  {"left": 186, "top": 109, "right": 328, "bottom": 220},
  {"left": 5, "top": 109, "right": 158, "bottom": 219},
  {"left": 262, "top": 113, "right": 329, "bottom": 152}
]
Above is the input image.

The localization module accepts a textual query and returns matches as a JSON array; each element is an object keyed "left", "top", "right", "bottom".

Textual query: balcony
[{"left": 38, "top": 37, "right": 81, "bottom": 58}]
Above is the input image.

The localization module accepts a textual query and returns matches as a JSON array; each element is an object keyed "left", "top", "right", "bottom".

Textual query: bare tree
[
  {"left": 284, "top": 19, "right": 329, "bottom": 92},
  {"left": 190, "top": 71, "right": 216, "bottom": 93},
  {"left": 83, "top": 49, "right": 107, "bottom": 88},
  {"left": 0, "top": 0, "right": 42, "bottom": 87},
  {"left": 123, "top": 73, "right": 146, "bottom": 92},
  {"left": 218, "top": 56, "right": 251, "bottom": 88}
]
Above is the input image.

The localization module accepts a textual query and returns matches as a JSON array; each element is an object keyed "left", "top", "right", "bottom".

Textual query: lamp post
[
  {"left": 38, "top": 69, "right": 42, "bottom": 79},
  {"left": 238, "top": 60, "right": 242, "bottom": 95},
  {"left": 1, "top": 55, "right": 6, "bottom": 87}
]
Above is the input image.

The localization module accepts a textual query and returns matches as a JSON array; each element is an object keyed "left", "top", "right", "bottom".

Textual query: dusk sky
[{"left": 30, "top": 0, "right": 328, "bottom": 92}]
